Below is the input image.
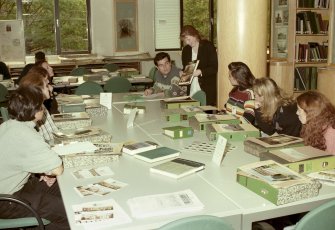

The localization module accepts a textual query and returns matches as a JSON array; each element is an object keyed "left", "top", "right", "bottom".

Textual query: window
[{"left": 0, "top": 0, "right": 90, "bottom": 55}]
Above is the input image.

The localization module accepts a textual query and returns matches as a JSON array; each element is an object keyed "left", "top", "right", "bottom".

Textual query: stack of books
[
  {"left": 122, "top": 141, "right": 158, "bottom": 155},
  {"left": 206, "top": 123, "right": 260, "bottom": 141}
]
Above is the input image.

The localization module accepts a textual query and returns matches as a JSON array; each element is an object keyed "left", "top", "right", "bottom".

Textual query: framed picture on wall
[{"left": 115, "top": 0, "right": 138, "bottom": 52}]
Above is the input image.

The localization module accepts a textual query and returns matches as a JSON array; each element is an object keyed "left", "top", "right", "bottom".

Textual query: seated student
[
  {"left": 35, "top": 51, "right": 54, "bottom": 81},
  {"left": 20, "top": 66, "right": 59, "bottom": 142},
  {"left": 144, "top": 52, "right": 186, "bottom": 97},
  {"left": 253, "top": 77, "right": 302, "bottom": 137},
  {"left": 0, "top": 85, "right": 69, "bottom": 230},
  {"left": 296, "top": 91, "right": 335, "bottom": 155},
  {"left": 0, "top": 61, "right": 11, "bottom": 80},
  {"left": 225, "top": 62, "right": 255, "bottom": 124}
]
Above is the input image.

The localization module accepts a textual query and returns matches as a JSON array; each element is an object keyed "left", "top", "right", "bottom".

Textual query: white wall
[{"left": 90, "top": 0, "right": 182, "bottom": 74}]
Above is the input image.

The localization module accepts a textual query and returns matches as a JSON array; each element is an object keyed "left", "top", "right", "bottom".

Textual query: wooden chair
[
  {"left": 0, "top": 194, "right": 50, "bottom": 230},
  {"left": 104, "top": 76, "right": 131, "bottom": 93},
  {"left": 158, "top": 215, "right": 234, "bottom": 230},
  {"left": 70, "top": 67, "right": 89, "bottom": 76},
  {"left": 75, "top": 81, "right": 104, "bottom": 95}
]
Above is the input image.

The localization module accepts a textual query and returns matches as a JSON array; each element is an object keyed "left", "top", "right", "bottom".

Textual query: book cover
[
  {"left": 206, "top": 123, "right": 260, "bottom": 141},
  {"left": 162, "top": 125, "right": 194, "bottom": 139},
  {"left": 179, "top": 60, "right": 200, "bottom": 85},
  {"left": 134, "top": 147, "right": 180, "bottom": 163},
  {"left": 150, "top": 158, "right": 205, "bottom": 179},
  {"left": 52, "top": 112, "right": 90, "bottom": 121},
  {"left": 122, "top": 141, "right": 158, "bottom": 155}
]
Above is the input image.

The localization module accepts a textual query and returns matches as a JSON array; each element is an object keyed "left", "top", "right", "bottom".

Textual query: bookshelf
[{"left": 270, "top": 0, "right": 333, "bottom": 95}]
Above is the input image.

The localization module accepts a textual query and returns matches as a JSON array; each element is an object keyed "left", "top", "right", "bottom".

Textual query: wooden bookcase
[{"left": 270, "top": 0, "right": 333, "bottom": 95}]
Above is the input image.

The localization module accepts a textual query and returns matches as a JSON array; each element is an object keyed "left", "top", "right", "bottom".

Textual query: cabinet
[{"left": 270, "top": 0, "right": 333, "bottom": 95}]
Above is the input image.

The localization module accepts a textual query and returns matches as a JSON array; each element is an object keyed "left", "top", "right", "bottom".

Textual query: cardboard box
[
  {"left": 189, "top": 113, "right": 240, "bottom": 131},
  {"left": 162, "top": 125, "right": 194, "bottom": 139},
  {"left": 206, "top": 123, "right": 260, "bottom": 141},
  {"left": 161, "top": 98, "right": 200, "bottom": 109},
  {"left": 52, "top": 112, "right": 92, "bottom": 130}
]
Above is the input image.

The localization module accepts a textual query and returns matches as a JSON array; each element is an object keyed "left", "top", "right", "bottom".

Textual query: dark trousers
[{"left": 0, "top": 176, "right": 70, "bottom": 230}]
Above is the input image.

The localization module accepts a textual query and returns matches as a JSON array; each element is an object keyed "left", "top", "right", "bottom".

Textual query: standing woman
[
  {"left": 253, "top": 77, "right": 302, "bottom": 137},
  {"left": 296, "top": 91, "right": 335, "bottom": 155},
  {"left": 180, "top": 25, "right": 218, "bottom": 106}
]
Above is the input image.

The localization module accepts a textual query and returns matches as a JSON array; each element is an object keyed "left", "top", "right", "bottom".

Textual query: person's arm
[
  {"left": 254, "top": 108, "right": 276, "bottom": 135},
  {"left": 45, "top": 163, "right": 64, "bottom": 176},
  {"left": 197, "top": 41, "right": 218, "bottom": 78}
]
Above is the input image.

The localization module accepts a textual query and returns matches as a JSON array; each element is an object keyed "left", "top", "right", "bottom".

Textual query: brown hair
[
  {"left": 297, "top": 91, "right": 335, "bottom": 150},
  {"left": 228, "top": 62, "right": 255, "bottom": 91},
  {"left": 180, "top": 25, "right": 201, "bottom": 41},
  {"left": 8, "top": 85, "right": 44, "bottom": 121}
]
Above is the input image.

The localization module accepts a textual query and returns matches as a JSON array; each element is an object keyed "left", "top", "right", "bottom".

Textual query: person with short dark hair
[
  {"left": 0, "top": 61, "right": 11, "bottom": 80},
  {"left": 297, "top": 91, "right": 335, "bottom": 154},
  {"left": 0, "top": 85, "right": 69, "bottom": 230},
  {"left": 226, "top": 62, "right": 256, "bottom": 124},
  {"left": 144, "top": 52, "right": 186, "bottom": 97},
  {"left": 180, "top": 25, "right": 218, "bottom": 105},
  {"left": 35, "top": 51, "right": 54, "bottom": 81}
]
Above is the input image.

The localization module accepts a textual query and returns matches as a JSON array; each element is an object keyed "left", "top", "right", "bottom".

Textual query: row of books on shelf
[
  {"left": 294, "top": 67, "right": 318, "bottom": 90},
  {"left": 298, "top": 0, "right": 330, "bottom": 8},
  {"left": 296, "top": 11, "right": 329, "bottom": 34},
  {"left": 295, "top": 42, "right": 328, "bottom": 62}
]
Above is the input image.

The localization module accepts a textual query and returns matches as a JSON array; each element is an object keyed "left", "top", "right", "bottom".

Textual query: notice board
[{"left": 0, "top": 20, "right": 25, "bottom": 62}]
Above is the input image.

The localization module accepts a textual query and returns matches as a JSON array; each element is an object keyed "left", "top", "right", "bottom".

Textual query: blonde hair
[{"left": 253, "top": 77, "right": 293, "bottom": 121}]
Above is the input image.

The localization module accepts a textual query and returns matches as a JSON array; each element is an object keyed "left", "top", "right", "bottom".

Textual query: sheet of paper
[
  {"left": 127, "top": 108, "right": 137, "bottom": 128},
  {"left": 52, "top": 141, "right": 97, "bottom": 156},
  {"left": 100, "top": 92, "right": 112, "bottom": 109},
  {"left": 212, "top": 135, "right": 227, "bottom": 166}
]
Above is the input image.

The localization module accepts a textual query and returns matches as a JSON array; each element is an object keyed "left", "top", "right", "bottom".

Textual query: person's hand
[
  {"left": 254, "top": 100, "right": 262, "bottom": 109},
  {"left": 144, "top": 88, "right": 153, "bottom": 96},
  {"left": 40, "top": 175, "right": 57, "bottom": 187},
  {"left": 180, "top": 74, "right": 190, "bottom": 82},
  {"left": 193, "top": 69, "right": 202, "bottom": 77}
]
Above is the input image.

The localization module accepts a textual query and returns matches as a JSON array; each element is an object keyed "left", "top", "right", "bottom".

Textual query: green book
[
  {"left": 162, "top": 126, "right": 194, "bottom": 139},
  {"left": 134, "top": 147, "right": 180, "bottom": 163},
  {"left": 150, "top": 158, "right": 205, "bottom": 179}
]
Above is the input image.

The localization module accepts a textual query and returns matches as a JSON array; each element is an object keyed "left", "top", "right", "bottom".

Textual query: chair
[
  {"left": 104, "top": 63, "right": 119, "bottom": 72},
  {"left": 158, "top": 215, "right": 234, "bottom": 230},
  {"left": 104, "top": 76, "right": 132, "bottom": 93},
  {"left": 292, "top": 199, "right": 335, "bottom": 230},
  {"left": 191, "top": 90, "right": 207, "bottom": 106},
  {"left": 0, "top": 107, "right": 9, "bottom": 122},
  {"left": 0, "top": 84, "right": 8, "bottom": 103},
  {"left": 75, "top": 81, "right": 104, "bottom": 95},
  {"left": 70, "top": 67, "right": 90, "bottom": 76},
  {"left": 148, "top": 66, "right": 157, "bottom": 82},
  {"left": 0, "top": 194, "right": 50, "bottom": 230}
]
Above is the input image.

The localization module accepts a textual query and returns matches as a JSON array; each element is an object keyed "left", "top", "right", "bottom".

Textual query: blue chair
[
  {"left": 191, "top": 90, "right": 207, "bottom": 106},
  {"left": 158, "top": 215, "right": 234, "bottom": 230},
  {"left": 293, "top": 199, "right": 335, "bottom": 230},
  {"left": 75, "top": 81, "right": 104, "bottom": 95},
  {"left": 104, "top": 63, "right": 119, "bottom": 72},
  {"left": 104, "top": 76, "right": 132, "bottom": 93},
  {"left": 0, "top": 107, "right": 9, "bottom": 121},
  {"left": 0, "top": 194, "right": 50, "bottom": 229},
  {"left": 70, "top": 67, "right": 89, "bottom": 76}
]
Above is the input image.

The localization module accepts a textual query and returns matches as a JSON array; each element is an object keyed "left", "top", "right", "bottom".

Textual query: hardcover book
[
  {"left": 122, "top": 141, "right": 158, "bottom": 155},
  {"left": 244, "top": 134, "right": 304, "bottom": 157},
  {"left": 206, "top": 123, "right": 260, "bottom": 141},
  {"left": 134, "top": 147, "right": 180, "bottom": 163},
  {"left": 150, "top": 158, "right": 205, "bottom": 179},
  {"left": 178, "top": 60, "right": 200, "bottom": 85},
  {"left": 237, "top": 160, "right": 321, "bottom": 205},
  {"left": 189, "top": 113, "right": 240, "bottom": 131},
  {"left": 162, "top": 125, "right": 194, "bottom": 139},
  {"left": 260, "top": 146, "right": 335, "bottom": 174}
]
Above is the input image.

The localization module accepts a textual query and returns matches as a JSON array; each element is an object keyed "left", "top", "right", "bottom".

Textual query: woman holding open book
[
  {"left": 253, "top": 77, "right": 301, "bottom": 137},
  {"left": 180, "top": 25, "right": 218, "bottom": 106},
  {"left": 296, "top": 91, "right": 335, "bottom": 155}
]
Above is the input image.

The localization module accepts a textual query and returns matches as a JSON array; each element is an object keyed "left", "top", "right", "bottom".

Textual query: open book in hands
[{"left": 179, "top": 60, "right": 200, "bottom": 85}]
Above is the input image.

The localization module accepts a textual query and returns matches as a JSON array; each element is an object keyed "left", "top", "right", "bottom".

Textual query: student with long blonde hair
[
  {"left": 296, "top": 91, "right": 335, "bottom": 154},
  {"left": 253, "top": 77, "right": 301, "bottom": 136}
]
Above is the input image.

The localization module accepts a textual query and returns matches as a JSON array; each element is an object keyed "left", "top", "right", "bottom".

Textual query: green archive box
[
  {"left": 237, "top": 160, "right": 321, "bottom": 205},
  {"left": 161, "top": 98, "right": 200, "bottom": 109},
  {"left": 206, "top": 123, "right": 260, "bottom": 141},
  {"left": 162, "top": 125, "right": 194, "bottom": 139},
  {"left": 260, "top": 146, "right": 335, "bottom": 174},
  {"left": 189, "top": 113, "right": 240, "bottom": 131}
]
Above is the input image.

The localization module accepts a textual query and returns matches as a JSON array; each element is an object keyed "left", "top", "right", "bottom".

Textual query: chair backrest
[
  {"left": 0, "top": 194, "right": 50, "bottom": 230},
  {"left": 0, "top": 107, "right": 9, "bottom": 121},
  {"left": 158, "top": 215, "right": 234, "bottom": 230},
  {"left": 104, "top": 63, "right": 119, "bottom": 72},
  {"left": 294, "top": 199, "right": 335, "bottom": 230},
  {"left": 70, "top": 67, "right": 89, "bottom": 76},
  {"left": 104, "top": 76, "right": 131, "bottom": 93},
  {"left": 75, "top": 81, "right": 104, "bottom": 95},
  {"left": 191, "top": 90, "right": 207, "bottom": 106},
  {"left": 0, "top": 84, "right": 8, "bottom": 103},
  {"left": 148, "top": 66, "right": 157, "bottom": 82}
]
